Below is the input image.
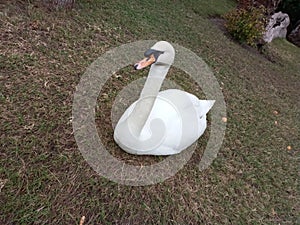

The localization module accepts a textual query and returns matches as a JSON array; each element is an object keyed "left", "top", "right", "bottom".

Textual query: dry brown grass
[{"left": 0, "top": 0, "right": 299, "bottom": 224}]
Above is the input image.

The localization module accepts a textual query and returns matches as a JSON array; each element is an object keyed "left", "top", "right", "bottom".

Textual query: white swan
[{"left": 113, "top": 41, "right": 215, "bottom": 155}]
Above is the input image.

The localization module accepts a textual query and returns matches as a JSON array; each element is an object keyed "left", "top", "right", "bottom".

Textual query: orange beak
[{"left": 134, "top": 54, "right": 156, "bottom": 70}]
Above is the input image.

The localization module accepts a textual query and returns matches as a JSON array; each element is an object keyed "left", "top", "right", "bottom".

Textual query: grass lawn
[{"left": 0, "top": 0, "right": 299, "bottom": 224}]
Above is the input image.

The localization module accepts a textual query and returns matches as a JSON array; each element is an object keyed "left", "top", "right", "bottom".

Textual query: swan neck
[
  {"left": 141, "top": 64, "right": 169, "bottom": 97},
  {"left": 127, "top": 64, "right": 170, "bottom": 136}
]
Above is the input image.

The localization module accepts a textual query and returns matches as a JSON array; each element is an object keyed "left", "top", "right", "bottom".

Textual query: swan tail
[
  {"left": 186, "top": 93, "right": 215, "bottom": 117},
  {"left": 196, "top": 100, "right": 215, "bottom": 117}
]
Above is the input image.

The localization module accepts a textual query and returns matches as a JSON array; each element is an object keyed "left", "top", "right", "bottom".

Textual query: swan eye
[
  {"left": 146, "top": 54, "right": 155, "bottom": 62},
  {"left": 144, "top": 49, "right": 164, "bottom": 61}
]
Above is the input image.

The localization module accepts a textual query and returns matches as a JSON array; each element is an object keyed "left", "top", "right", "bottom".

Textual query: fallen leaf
[
  {"left": 271, "top": 208, "right": 277, "bottom": 216},
  {"left": 79, "top": 216, "right": 85, "bottom": 225}
]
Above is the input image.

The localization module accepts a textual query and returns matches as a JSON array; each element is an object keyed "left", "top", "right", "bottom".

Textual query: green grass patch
[{"left": 0, "top": 0, "right": 299, "bottom": 224}]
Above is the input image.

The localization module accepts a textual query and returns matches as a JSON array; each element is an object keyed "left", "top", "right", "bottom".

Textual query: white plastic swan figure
[{"left": 114, "top": 41, "right": 215, "bottom": 155}]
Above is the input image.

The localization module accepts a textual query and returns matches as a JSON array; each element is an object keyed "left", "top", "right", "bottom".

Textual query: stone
[
  {"left": 288, "top": 21, "right": 300, "bottom": 47},
  {"left": 263, "top": 12, "right": 290, "bottom": 43}
]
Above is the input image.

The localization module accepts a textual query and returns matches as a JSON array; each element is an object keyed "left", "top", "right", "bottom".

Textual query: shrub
[
  {"left": 237, "top": 0, "right": 282, "bottom": 14},
  {"left": 224, "top": 6, "right": 267, "bottom": 46}
]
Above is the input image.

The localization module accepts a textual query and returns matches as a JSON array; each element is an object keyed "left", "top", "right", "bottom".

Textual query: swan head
[{"left": 134, "top": 41, "right": 175, "bottom": 70}]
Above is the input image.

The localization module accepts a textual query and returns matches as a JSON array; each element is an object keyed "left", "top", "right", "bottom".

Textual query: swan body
[{"left": 113, "top": 41, "right": 215, "bottom": 155}]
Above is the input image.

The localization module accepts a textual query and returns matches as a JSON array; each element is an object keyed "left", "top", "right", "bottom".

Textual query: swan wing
[{"left": 114, "top": 89, "right": 214, "bottom": 155}]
